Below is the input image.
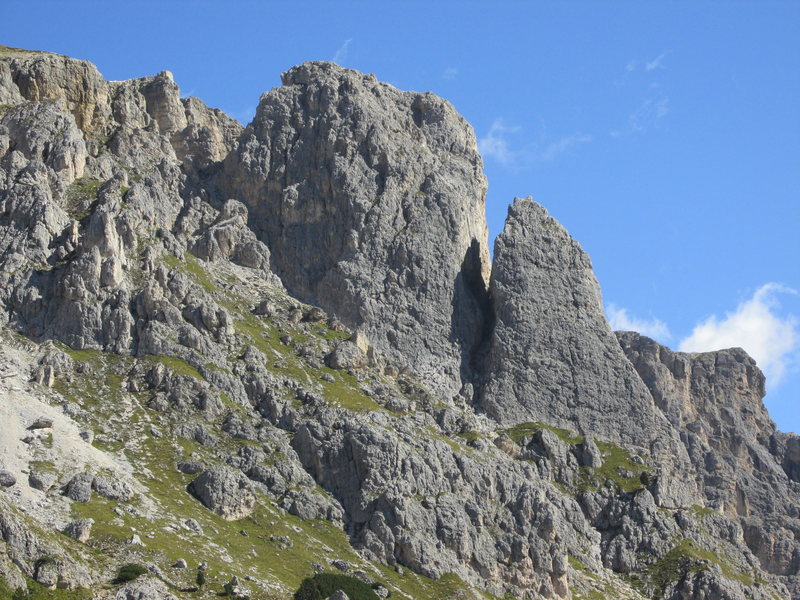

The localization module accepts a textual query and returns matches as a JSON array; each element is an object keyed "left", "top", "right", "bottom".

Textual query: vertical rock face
[
  {"left": 224, "top": 61, "right": 491, "bottom": 397},
  {"left": 618, "top": 331, "right": 800, "bottom": 593},
  {"left": 480, "top": 198, "right": 675, "bottom": 451}
]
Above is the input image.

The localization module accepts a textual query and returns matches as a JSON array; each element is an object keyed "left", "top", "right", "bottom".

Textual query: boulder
[
  {"left": 62, "top": 472, "right": 94, "bottom": 502},
  {"left": 187, "top": 466, "right": 256, "bottom": 520},
  {"left": 325, "top": 342, "right": 367, "bottom": 370},
  {"left": 0, "top": 470, "right": 16, "bottom": 487},
  {"left": 63, "top": 519, "right": 94, "bottom": 543}
]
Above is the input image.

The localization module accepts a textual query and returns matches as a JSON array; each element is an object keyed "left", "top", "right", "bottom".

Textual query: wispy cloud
[
  {"left": 629, "top": 97, "right": 669, "bottom": 132},
  {"left": 645, "top": 50, "right": 671, "bottom": 71},
  {"left": 626, "top": 50, "right": 671, "bottom": 73},
  {"left": 679, "top": 284, "right": 799, "bottom": 386},
  {"left": 606, "top": 304, "right": 671, "bottom": 341},
  {"left": 443, "top": 67, "right": 458, "bottom": 80},
  {"left": 478, "top": 119, "right": 520, "bottom": 166},
  {"left": 479, "top": 120, "right": 592, "bottom": 167},
  {"left": 332, "top": 38, "right": 352, "bottom": 64},
  {"left": 540, "top": 133, "right": 592, "bottom": 161}
]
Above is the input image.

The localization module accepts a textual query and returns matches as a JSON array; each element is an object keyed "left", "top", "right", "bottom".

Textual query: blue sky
[{"left": 3, "top": 1, "right": 798, "bottom": 432}]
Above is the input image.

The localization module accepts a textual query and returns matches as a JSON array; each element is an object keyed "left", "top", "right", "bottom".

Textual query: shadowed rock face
[
  {"left": 618, "top": 331, "right": 800, "bottom": 593},
  {"left": 479, "top": 198, "right": 678, "bottom": 453},
  {"left": 224, "top": 61, "right": 491, "bottom": 398}
]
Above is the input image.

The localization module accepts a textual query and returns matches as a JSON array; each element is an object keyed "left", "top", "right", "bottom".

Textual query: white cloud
[
  {"left": 478, "top": 119, "right": 520, "bottom": 166},
  {"left": 443, "top": 67, "right": 458, "bottom": 80},
  {"left": 625, "top": 51, "right": 670, "bottom": 73},
  {"left": 606, "top": 304, "right": 671, "bottom": 341},
  {"left": 539, "top": 133, "right": 592, "bottom": 161},
  {"left": 628, "top": 97, "right": 670, "bottom": 133},
  {"left": 645, "top": 51, "right": 671, "bottom": 71},
  {"left": 332, "top": 38, "right": 352, "bottom": 64},
  {"left": 679, "top": 284, "right": 799, "bottom": 386}
]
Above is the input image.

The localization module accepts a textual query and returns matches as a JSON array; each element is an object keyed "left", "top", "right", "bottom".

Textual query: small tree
[{"left": 196, "top": 567, "right": 206, "bottom": 590}]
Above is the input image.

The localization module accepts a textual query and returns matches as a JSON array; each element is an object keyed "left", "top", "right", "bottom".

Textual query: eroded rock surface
[
  {"left": 618, "top": 331, "right": 800, "bottom": 596},
  {"left": 224, "top": 61, "right": 491, "bottom": 398},
  {"left": 480, "top": 198, "right": 680, "bottom": 454},
  {"left": 187, "top": 466, "right": 256, "bottom": 520},
  {"left": 0, "top": 46, "right": 796, "bottom": 600}
]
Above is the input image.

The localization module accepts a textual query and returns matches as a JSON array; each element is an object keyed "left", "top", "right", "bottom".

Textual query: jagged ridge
[{"left": 0, "top": 45, "right": 797, "bottom": 600}]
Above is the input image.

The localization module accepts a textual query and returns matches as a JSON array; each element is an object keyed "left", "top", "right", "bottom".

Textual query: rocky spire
[{"left": 479, "top": 198, "right": 679, "bottom": 452}]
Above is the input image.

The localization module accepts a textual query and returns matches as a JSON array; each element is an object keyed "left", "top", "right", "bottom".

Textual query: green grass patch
[
  {"left": 626, "top": 537, "right": 755, "bottom": 598},
  {"left": 162, "top": 252, "right": 218, "bottom": 293},
  {"left": 458, "top": 431, "right": 480, "bottom": 443},
  {"left": 320, "top": 368, "right": 382, "bottom": 412},
  {"left": 574, "top": 441, "right": 650, "bottom": 494},
  {"left": 690, "top": 504, "right": 717, "bottom": 517},
  {"left": 142, "top": 354, "right": 204, "bottom": 381},
  {"left": 0, "top": 578, "right": 93, "bottom": 600},
  {"left": 500, "top": 421, "right": 584, "bottom": 446},
  {"left": 591, "top": 441, "right": 649, "bottom": 493},
  {"left": 64, "top": 178, "right": 102, "bottom": 220}
]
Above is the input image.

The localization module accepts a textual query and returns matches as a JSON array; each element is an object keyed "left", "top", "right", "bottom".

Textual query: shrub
[
  {"left": 294, "top": 573, "right": 380, "bottom": 600},
  {"left": 114, "top": 563, "right": 149, "bottom": 584}
]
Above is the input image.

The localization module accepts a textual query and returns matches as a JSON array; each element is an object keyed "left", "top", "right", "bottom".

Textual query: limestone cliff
[
  {"left": 0, "top": 45, "right": 797, "bottom": 600},
  {"left": 223, "top": 61, "right": 491, "bottom": 399}
]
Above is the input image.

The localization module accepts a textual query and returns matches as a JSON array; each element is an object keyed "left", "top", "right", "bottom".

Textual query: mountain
[{"left": 0, "top": 45, "right": 798, "bottom": 600}]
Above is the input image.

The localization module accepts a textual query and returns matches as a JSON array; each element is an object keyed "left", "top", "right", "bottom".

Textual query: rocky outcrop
[
  {"left": 479, "top": 198, "right": 680, "bottom": 454},
  {"left": 0, "top": 45, "right": 247, "bottom": 355},
  {"left": 0, "top": 46, "right": 796, "bottom": 600},
  {"left": 187, "top": 466, "right": 256, "bottom": 520},
  {"left": 224, "top": 61, "right": 491, "bottom": 398},
  {"left": 114, "top": 575, "right": 178, "bottom": 600},
  {"left": 618, "top": 331, "right": 800, "bottom": 596}
]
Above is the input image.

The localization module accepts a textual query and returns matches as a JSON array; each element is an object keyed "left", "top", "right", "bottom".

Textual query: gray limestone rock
[
  {"left": 63, "top": 519, "right": 93, "bottom": 543},
  {"left": 114, "top": 575, "right": 178, "bottom": 600},
  {"left": 28, "top": 470, "right": 56, "bottom": 492},
  {"left": 92, "top": 475, "right": 134, "bottom": 502},
  {"left": 0, "top": 470, "right": 16, "bottom": 487},
  {"left": 187, "top": 466, "right": 256, "bottom": 521},
  {"left": 618, "top": 331, "right": 800, "bottom": 595},
  {"left": 62, "top": 472, "right": 94, "bottom": 502},
  {"left": 223, "top": 61, "right": 491, "bottom": 399},
  {"left": 479, "top": 198, "right": 680, "bottom": 453},
  {"left": 29, "top": 417, "right": 53, "bottom": 429},
  {"left": 325, "top": 341, "right": 367, "bottom": 370}
]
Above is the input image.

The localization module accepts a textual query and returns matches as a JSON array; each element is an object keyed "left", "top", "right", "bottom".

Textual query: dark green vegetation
[
  {"left": 113, "top": 563, "right": 149, "bottom": 584},
  {"left": 294, "top": 573, "right": 380, "bottom": 600},
  {"left": 64, "top": 177, "right": 102, "bottom": 220}
]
